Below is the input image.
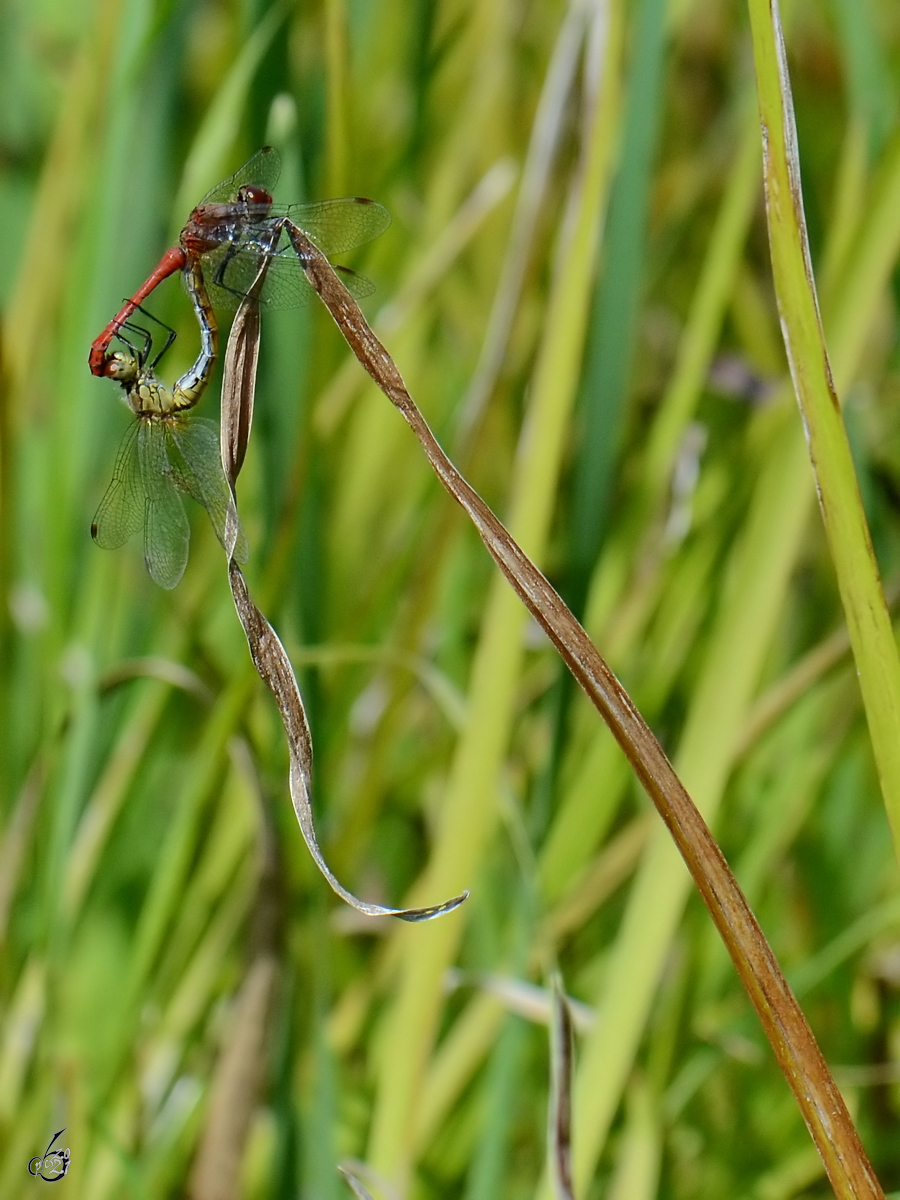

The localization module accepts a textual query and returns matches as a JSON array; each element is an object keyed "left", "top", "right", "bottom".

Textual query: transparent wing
[
  {"left": 198, "top": 196, "right": 388, "bottom": 257},
  {"left": 91, "top": 421, "right": 145, "bottom": 549},
  {"left": 167, "top": 416, "right": 249, "bottom": 563},
  {"left": 138, "top": 420, "right": 190, "bottom": 589},
  {"left": 204, "top": 243, "right": 377, "bottom": 312},
  {"left": 199, "top": 146, "right": 282, "bottom": 206},
  {"left": 278, "top": 197, "right": 391, "bottom": 255},
  {"left": 332, "top": 265, "right": 377, "bottom": 301}
]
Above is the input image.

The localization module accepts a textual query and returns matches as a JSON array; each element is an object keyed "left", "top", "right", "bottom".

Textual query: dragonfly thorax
[
  {"left": 120, "top": 370, "right": 178, "bottom": 417},
  {"left": 181, "top": 196, "right": 275, "bottom": 257},
  {"left": 104, "top": 351, "right": 175, "bottom": 414}
]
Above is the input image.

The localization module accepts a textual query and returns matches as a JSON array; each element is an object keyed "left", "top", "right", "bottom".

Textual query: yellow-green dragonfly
[{"left": 91, "top": 264, "right": 247, "bottom": 588}]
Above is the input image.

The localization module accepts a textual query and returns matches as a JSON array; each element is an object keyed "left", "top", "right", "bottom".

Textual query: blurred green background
[{"left": 3, "top": 0, "right": 900, "bottom": 1196}]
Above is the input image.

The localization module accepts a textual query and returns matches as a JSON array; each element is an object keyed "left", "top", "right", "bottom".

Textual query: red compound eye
[{"left": 237, "top": 184, "right": 273, "bottom": 206}]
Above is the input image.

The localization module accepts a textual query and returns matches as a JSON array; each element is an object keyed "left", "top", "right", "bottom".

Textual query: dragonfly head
[{"left": 103, "top": 351, "right": 140, "bottom": 384}]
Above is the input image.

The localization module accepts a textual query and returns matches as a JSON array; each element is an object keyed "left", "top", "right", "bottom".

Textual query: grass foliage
[{"left": 3, "top": 0, "right": 900, "bottom": 1196}]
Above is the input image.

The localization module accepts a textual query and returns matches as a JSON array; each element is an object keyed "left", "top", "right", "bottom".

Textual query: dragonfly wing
[
  {"left": 333, "top": 264, "right": 377, "bottom": 301},
  {"left": 168, "top": 417, "right": 249, "bottom": 563},
  {"left": 204, "top": 241, "right": 316, "bottom": 312},
  {"left": 203, "top": 240, "right": 306, "bottom": 312},
  {"left": 92, "top": 421, "right": 145, "bottom": 549},
  {"left": 199, "top": 146, "right": 282, "bottom": 206},
  {"left": 205, "top": 244, "right": 376, "bottom": 312},
  {"left": 281, "top": 197, "right": 391, "bottom": 255},
  {"left": 138, "top": 420, "right": 189, "bottom": 589}
]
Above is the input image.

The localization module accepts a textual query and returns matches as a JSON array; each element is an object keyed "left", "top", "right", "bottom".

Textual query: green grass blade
[
  {"left": 748, "top": 0, "right": 900, "bottom": 857},
  {"left": 566, "top": 0, "right": 668, "bottom": 611}
]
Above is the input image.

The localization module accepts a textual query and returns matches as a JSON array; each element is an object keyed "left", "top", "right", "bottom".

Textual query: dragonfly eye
[
  {"left": 237, "top": 184, "right": 272, "bottom": 207},
  {"left": 105, "top": 352, "right": 138, "bottom": 382}
]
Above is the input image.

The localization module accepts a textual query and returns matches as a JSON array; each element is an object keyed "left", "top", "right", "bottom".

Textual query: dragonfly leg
[
  {"left": 89, "top": 246, "right": 188, "bottom": 376},
  {"left": 209, "top": 216, "right": 288, "bottom": 302},
  {"left": 115, "top": 321, "right": 152, "bottom": 368},
  {"left": 121, "top": 304, "right": 178, "bottom": 369}
]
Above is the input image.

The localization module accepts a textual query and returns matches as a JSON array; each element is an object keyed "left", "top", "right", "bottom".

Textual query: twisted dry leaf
[{"left": 219, "top": 269, "right": 467, "bottom": 923}]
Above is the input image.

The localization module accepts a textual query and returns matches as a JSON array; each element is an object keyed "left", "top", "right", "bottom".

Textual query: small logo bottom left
[{"left": 28, "top": 1128, "right": 71, "bottom": 1182}]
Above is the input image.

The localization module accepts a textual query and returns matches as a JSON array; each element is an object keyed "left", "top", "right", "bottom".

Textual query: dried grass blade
[
  {"left": 338, "top": 1168, "right": 376, "bottom": 1200},
  {"left": 548, "top": 976, "right": 575, "bottom": 1200},
  {"left": 188, "top": 956, "right": 278, "bottom": 1198},
  {"left": 219, "top": 280, "right": 467, "bottom": 924},
  {"left": 220, "top": 297, "right": 259, "bottom": 489},
  {"left": 455, "top": 0, "right": 590, "bottom": 441},
  {"left": 291, "top": 229, "right": 883, "bottom": 1197},
  {"left": 189, "top": 743, "right": 282, "bottom": 1200},
  {"left": 225, "top": 564, "right": 465, "bottom": 921},
  {"left": 337, "top": 1163, "right": 393, "bottom": 1200}
]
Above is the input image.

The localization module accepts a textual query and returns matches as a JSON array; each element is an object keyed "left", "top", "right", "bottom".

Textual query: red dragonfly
[
  {"left": 92, "top": 262, "right": 248, "bottom": 588},
  {"left": 90, "top": 146, "right": 390, "bottom": 376}
]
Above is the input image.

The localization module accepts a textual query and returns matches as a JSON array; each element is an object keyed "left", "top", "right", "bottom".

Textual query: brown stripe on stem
[{"left": 286, "top": 219, "right": 884, "bottom": 1199}]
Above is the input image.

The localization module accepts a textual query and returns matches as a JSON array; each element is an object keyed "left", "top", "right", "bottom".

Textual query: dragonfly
[
  {"left": 90, "top": 146, "right": 391, "bottom": 376},
  {"left": 92, "top": 261, "right": 248, "bottom": 589}
]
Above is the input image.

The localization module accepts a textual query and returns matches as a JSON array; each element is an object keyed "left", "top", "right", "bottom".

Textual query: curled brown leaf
[{"left": 219, "top": 272, "right": 467, "bottom": 924}]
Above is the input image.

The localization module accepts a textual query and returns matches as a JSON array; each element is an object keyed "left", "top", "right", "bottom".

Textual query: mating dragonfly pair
[{"left": 91, "top": 147, "right": 390, "bottom": 587}]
